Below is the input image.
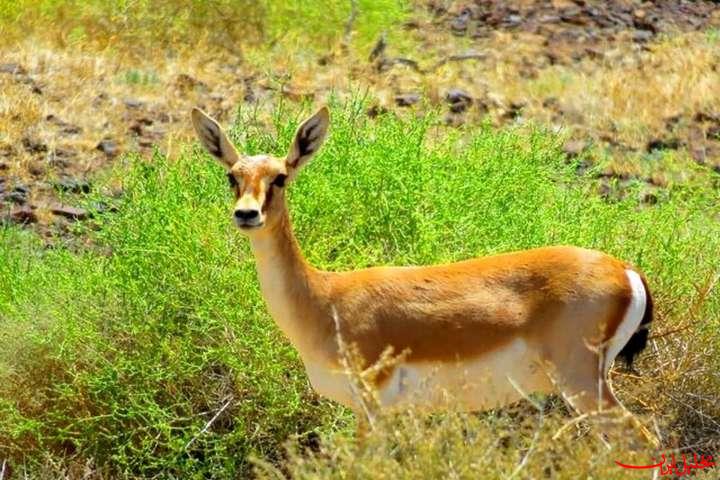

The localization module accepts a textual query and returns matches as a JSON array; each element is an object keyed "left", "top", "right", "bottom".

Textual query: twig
[
  {"left": 506, "top": 376, "right": 544, "bottom": 412},
  {"left": 393, "top": 57, "right": 422, "bottom": 71},
  {"left": 332, "top": 307, "right": 377, "bottom": 429},
  {"left": 508, "top": 409, "right": 544, "bottom": 480},
  {"left": 342, "top": 0, "right": 359, "bottom": 49},
  {"left": 647, "top": 271, "right": 718, "bottom": 340},
  {"left": 659, "top": 390, "right": 720, "bottom": 430},
  {"left": 647, "top": 324, "right": 693, "bottom": 340},
  {"left": 1, "top": 459, "right": 6, "bottom": 480},
  {"left": 376, "top": 57, "right": 422, "bottom": 73},
  {"left": 552, "top": 412, "right": 591, "bottom": 441},
  {"left": 377, "top": 51, "right": 487, "bottom": 74},
  {"left": 430, "top": 52, "right": 487, "bottom": 71},
  {"left": 185, "top": 397, "right": 234, "bottom": 450}
]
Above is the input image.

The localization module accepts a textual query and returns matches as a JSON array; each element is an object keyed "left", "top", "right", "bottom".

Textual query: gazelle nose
[{"left": 234, "top": 209, "right": 259, "bottom": 221}]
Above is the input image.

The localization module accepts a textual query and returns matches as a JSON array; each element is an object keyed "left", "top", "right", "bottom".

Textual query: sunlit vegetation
[{"left": 1, "top": 104, "right": 718, "bottom": 477}]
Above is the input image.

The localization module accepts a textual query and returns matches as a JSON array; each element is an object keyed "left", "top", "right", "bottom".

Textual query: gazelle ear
[
  {"left": 191, "top": 107, "right": 239, "bottom": 169},
  {"left": 286, "top": 106, "right": 329, "bottom": 178}
]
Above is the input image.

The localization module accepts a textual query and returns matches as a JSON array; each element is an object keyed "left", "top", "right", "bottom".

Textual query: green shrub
[{"left": 1, "top": 103, "right": 718, "bottom": 477}]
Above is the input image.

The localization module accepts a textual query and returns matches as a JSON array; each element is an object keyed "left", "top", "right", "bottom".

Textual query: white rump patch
[{"left": 603, "top": 270, "right": 646, "bottom": 374}]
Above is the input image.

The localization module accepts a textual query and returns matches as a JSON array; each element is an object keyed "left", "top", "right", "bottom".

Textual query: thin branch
[
  {"left": 376, "top": 51, "right": 487, "bottom": 74},
  {"left": 508, "top": 409, "right": 544, "bottom": 480},
  {"left": 430, "top": 52, "right": 487, "bottom": 71},
  {"left": 660, "top": 390, "right": 720, "bottom": 431},
  {"left": 342, "top": 0, "right": 359, "bottom": 49},
  {"left": 647, "top": 324, "right": 693, "bottom": 340},
  {"left": 185, "top": 396, "right": 234, "bottom": 450},
  {"left": 552, "top": 412, "right": 591, "bottom": 441},
  {"left": 647, "top": 271, "right": 718, "bottom": 340},
  {"left": 506, "top": 376, "right": 544, "bottom": 412},
  {"left": 393, "top": 57, "right": 421, "bottom": 71},
  {"left": 332, "top": 307, "right": 377, "bottom": 429}
]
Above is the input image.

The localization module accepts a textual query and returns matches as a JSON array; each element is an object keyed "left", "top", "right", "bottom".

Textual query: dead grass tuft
[{"left": 251, "top": 318, "right": 715, "bottom": 480}]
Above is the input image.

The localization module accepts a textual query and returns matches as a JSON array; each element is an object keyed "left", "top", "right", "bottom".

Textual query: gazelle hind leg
[
  {"left": 552, "top": 353, "right": 658, "bottom": 448},
  {"left": 599, "top": 268, "right": 659, "bottom": 447},
  {"left": 601, "top": 377, "right": 659, "bottom": 448}
]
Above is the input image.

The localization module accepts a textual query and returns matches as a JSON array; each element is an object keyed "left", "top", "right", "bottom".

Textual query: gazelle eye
[
  {"left": 272, "top": 174, "right": 287, "bottom": 188},
  {"left": 227, "top": 173, "right": 238, "bottom": 187}
]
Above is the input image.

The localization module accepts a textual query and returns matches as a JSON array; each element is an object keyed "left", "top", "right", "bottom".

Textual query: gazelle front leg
[{"left": 355, "top": 413, "right": 371, "bottom": 440}]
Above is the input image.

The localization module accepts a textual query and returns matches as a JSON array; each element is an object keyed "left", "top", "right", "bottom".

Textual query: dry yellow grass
[
  {"left": 1, "top": 5, "right": 719, "bottom": 476},
  {"left": 254, "top": 316, "right": 720, "bottom": 479},
  {"left": 0, "top": 41, "right": 257, "bottom": 225},
  {"left": 2, "top": 11, "right": 719, "bottom": 209},
  {"left": 335, "top": 26, "right": 720, "bottom": 185}
]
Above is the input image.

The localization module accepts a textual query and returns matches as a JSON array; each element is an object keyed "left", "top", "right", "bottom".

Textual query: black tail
[{"left": 617, "top": 274, "right": 653, "bottom": 368}]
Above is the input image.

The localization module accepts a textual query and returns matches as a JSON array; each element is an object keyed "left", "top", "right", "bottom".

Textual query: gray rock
[
  {"left": 0, "top": 63, "right": 26, "bottom": 75},
  {"left": 96, "top": 139, "right": 119, "bottom": 157},
  {"left": 124, "top": 98, "right": 144, "bottom": 109},
  {"left": 451, "top": 9, "right": 471, "bottom": 35},
  {"left": 6, "top": 191, "right": 27, "bottom": 204},
  {"left": 50, "top": 204, "right": 89, "bottom": 221},
  {"left": 4, "top": 183, "right": 29, "bottom": 204},
  {"left": 54, "top": 177, "right": 91, "bottom": 194},
  {"left": 504, "top": 14, "right": 522, "bottom": 28},
  {"left": 446, "top": 89, "right": 473, "bottom": 113},
  {"left": 633, "top": 30, "right": 653, "bottom": 42},
  {"left": 3, "top": 205, "right": 37, "bottom": 224},
  {"left": 563, "top": 139, "right": 587, "bottom": 158},
  {"left": 395, "top": 93, "right": 421, "bottom": 107}
]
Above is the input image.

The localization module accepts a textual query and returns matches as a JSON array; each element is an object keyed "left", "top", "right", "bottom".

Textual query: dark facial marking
[
  {"left": 271, "top": 174, "right": 287, "bottom": 188},
  {"left": 262, "top": 181, "right": 274, "bottom": 213},
  {"left": 227, "top": 172, "right": 238, "bottom": 187},
  {"left": 263, "top": 174, "right": 288, "bottom": 212}
]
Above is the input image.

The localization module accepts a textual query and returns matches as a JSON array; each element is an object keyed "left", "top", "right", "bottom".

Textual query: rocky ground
[{"left": 1, "top": 0, "right": 719, "bottom": 240}]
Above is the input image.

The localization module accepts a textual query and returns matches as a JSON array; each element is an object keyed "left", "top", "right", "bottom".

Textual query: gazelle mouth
[{"left": 235, "top": 220, "right": 264, "bottom": 230}]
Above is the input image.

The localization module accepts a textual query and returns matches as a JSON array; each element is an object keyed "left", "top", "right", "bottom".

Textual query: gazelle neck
[{"left": 247, "top": 207, "right": 331, "bottom": 358}]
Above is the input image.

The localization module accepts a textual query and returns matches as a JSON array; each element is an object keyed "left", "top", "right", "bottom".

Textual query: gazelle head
[{"left": 191, "top": 106, "right": 329, "bottom": 233}]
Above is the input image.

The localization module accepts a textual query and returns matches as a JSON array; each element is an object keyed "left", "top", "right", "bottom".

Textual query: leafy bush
[{"left": 1, "top": 103, "right": 718, "bottom": 477}]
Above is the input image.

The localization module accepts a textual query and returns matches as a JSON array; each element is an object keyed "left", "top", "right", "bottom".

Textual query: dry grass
[
  {"left": 2, "top": 3, "right": 719, "bottom": 217},
  {"left": 344, "top": 25, "right": 720, "bottom": 185},
  {"left": 1, "top": 2, "right": 719, "bottom": 477},
  {"left": 255, "top": 302, "right": 720, "bottom": 479},
  {"left": 0, "top": 41, "right": 252, "bottom": 227},
  {"left": 0, "top": 1, "right": 405, "bottom": 228},
  {"left": 258, "top": 407, "right": 654, "bottom": 479}
]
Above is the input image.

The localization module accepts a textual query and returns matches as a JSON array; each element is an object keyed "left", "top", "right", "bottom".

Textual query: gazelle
[{"left": 191, "top": 106, "right": 655, "bottom": 442}]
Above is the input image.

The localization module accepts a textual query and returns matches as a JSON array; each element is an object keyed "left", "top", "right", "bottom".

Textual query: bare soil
[{"left": 1, "top": 0, "right": 719, "bottom": 238}]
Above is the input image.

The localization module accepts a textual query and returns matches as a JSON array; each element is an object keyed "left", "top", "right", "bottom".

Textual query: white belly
[{"left": 304, "top": 338, "right": 553, "bottom": 412}]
